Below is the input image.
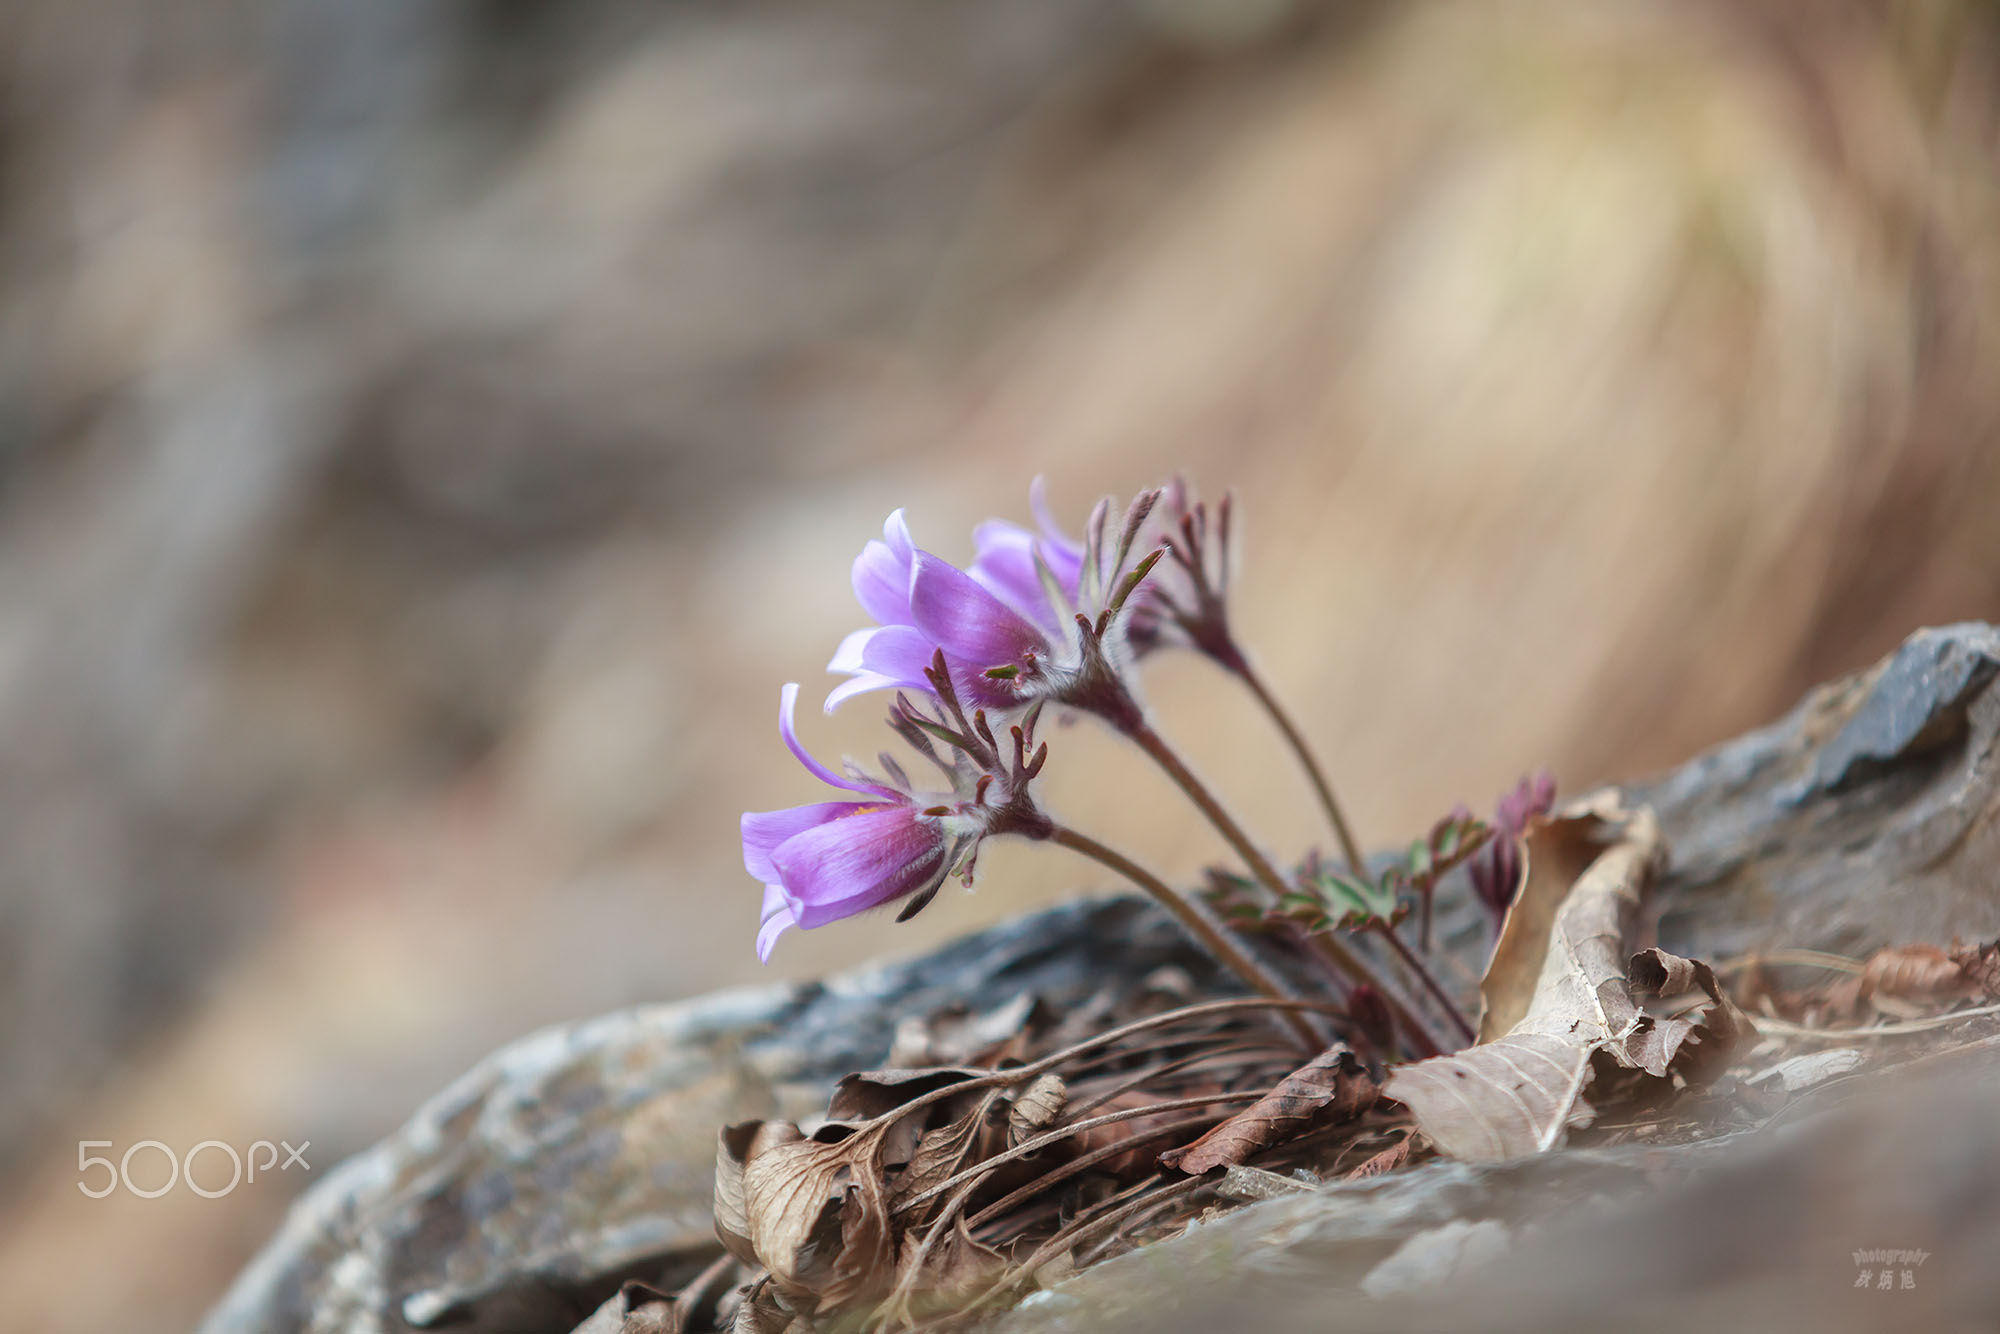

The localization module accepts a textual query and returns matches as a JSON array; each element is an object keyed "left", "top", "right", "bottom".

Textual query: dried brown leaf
[
  {"left": 884, "top": 1215, "right": 1007, "bottom": 1323},
  {"left": 1384, "top": 1034, "right": 1596, "bottom": 1161},
  {"left": 736, "top": 1124, "right": 896, "bottom": 1306},
  {"left": 1343, "top": 1132, "right": 1418, "bottom": 1180},
  {"left": 1864, "top": 944, "right": 1971, "bottom": 1001},
  {"left": 1748, "top": 939, "right": 1997, "bottom": 1023},
  {"left": 891, "top": 1091, "right": 1005, "bottom": 1221},
  {"left": 1477, "top": 792, "right": 1658, "bottom": 1044},
  {"left": 1006, "top": 1074, "right": 1067, "bottom": 1146},
  {"left": 570, "top": 1280, "right": 683, "bottom": 1334},
  {"left": 715, "top": 1122, "right": 803, "bottom": 1268},
  {"left": 1951, "top": 939, "right": 2000, "bottom": 999},
  {"left": 725, "top": 1281, "right": 798, "bottom": 1334},
  {"left": 1386, "top": 794, "right": 1749, "bottom": 1163},
  {"left": 1070, "top": 1089, "right": 1203, "bottom": 1177},
  {"left": 1626, "top": 947, "right": 1755, "bottom": 1083},
  {"left": 825, "top": 1067, "right": 986, "bottom": 1122},
  {"left": 1158, "top": 1046, "right": 1375, "bottom": 1173}
]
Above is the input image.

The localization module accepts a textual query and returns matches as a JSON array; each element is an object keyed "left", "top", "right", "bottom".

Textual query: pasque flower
[
  {"left": 826, "top": 485, "right": 1164, "bottom": 729},
  {"left": 741, "top": 681, "right": 1049, "bottom": 960}
]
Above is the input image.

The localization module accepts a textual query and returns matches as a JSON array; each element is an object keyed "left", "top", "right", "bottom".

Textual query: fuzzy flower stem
[
  {"left": 1045, "top": 824, "right": 1322, "bottom": 1053},
  {"left": 1224, "top": 650, "right": 1370, "bottom": 884},
  {"left": 1118, "top": 715, "right": 1447, "bottom": 1057},
  {"left": 1377, "top": 923, "right": 1477, "bottom": 1046},
  {"left": 1112, "top": 716, "right": 1456, "bottom": 1056}
]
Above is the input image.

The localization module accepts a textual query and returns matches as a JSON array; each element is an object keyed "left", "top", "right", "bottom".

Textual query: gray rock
[
  {"left": 204, "top": 623, "right": 2000, "bottom": 1333},
  {"left": 201, "top": 900, "right": 1229, "bottom": 1334},
  {"left": 997, "top": 1037, "right": 2000, "bottom": 1333},
  {"left": 1635, "top": 621, "right": 2000, "bottom": 960}
]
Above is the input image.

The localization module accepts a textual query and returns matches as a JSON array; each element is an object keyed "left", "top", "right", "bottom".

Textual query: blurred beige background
[{"left": 1, "top": 0, "right": 1997, "bottom": 1328}]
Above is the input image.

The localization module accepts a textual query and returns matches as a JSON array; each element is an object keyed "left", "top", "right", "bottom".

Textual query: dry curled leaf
[
  {"left": 752, "top": 1135, "right": 888, "bottom": 1305},
  {"left": 570, "top": 1281, "right": 684, "bottom": 1334},
  {"left": 891, "top": 1091, "right": 1006, "bottom": 1221},
  {"left": 1385, "top": 793, "right": 1749, "bottom": 1163},
  {"left": 719, "top": 1121, "right": 901, "bottom": 1308},
  {"left": 1476, "top": 791, "right": 1659, "bottom": 1044},
  {"left": 1864, "top": 944, "right": 1971, "bottom": 1000},
  {"left": 1344, "top": 1131, "right": 1419, "bottom": 1180},
  {"left": 1158, "top": 1045, "right": 1375, "bottom": 1173},
  {"left": 1751, "top": 938, "right": 1999, "bottom": 1023},
  {"left": 1385, "top": 1034, "right": 1597, "bottom": 1161},
  {"left": 1070, "top": 1088, "right": 1197, "bottom": 1177},
  {"left": 1006, "top": 1074, "right": 1067, "bottom": 1146},
  {"left": 715, "top": 1122, "right": 803, "bottom": 1268},
  {"left": 826, "top": 1067, "right": 985, "bottom": 1122},
  {"left": 1952, "top": 939, "right": 2000, "bottom": 999},
  {"left": 1626, "top": 946, "right": 1754, "bottom": 1084},
  {"left": 725, "top": 1281, "right": 798, "bottom": 1334},
  {"left": 1829, "top": 942, "right": 1991, "bottom": 1018},
  {"left": 881, "top": 1215, "right": 1007, "bottom": 1325}
]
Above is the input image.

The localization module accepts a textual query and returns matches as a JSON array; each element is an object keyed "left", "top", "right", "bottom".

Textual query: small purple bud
[{"left": 1467, "top": 771, "right": 1557, "bottom": 921}]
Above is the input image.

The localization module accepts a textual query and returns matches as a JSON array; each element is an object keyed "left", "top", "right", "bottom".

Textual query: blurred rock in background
[{"left": 0, "top": 0, "right": 1996, "bottom": 1328}]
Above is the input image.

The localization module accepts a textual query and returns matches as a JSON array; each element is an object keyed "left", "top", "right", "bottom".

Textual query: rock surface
[
  {"left": 203, "top": 623, "right": 2000, "bottom": 1333},
  {"left": 996, "top": 1037, "right": 2000, "bottom": 1333}
]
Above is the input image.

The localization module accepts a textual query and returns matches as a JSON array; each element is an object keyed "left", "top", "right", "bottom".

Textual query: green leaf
[{"left": 1302, "top": 867, "right": 1406, "bottom": 932}]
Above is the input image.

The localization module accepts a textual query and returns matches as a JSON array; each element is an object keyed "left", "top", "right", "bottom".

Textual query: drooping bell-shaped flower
[
  {"left": 825, "top": 486, "right": 1164, "bottom": 729},
  {"left": 966, "top": 477, "right": 1087, "bottom": 637},
  {"left": 741, "top": 682, "right": 1049, "bottom": 960}
]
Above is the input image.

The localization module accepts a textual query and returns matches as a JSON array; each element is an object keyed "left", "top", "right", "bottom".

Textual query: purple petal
[
  {"left": 882, "top": 508, "right": 914, "bottom": 561},
  {"left": 971, "top": 522, "right": 1063, "bottom": 632},
  {"left": 851, "top": 510, "right": 918, "bottom": 627},
  {"left": 742, "top": 801, "right": 867, "bottom": 882},
  {"left": 757, "top": 883, "right": 798, "bottom": 962},
  {"left": 824, "top": 670, "right": 904, "bottom": 712},
  {"left": 776, "top": 683, "right": 894, "bottom": 797},
  {"left": 827, "top": 627, "right": 875, "bottom": 675},
  {"left": 908, "top": 553, "right": 1049, "bottom": 669},
  {"left": 1028, "top": 479, "right": 1086, "bottom": 586},
  {"left": 1029, "top": 476, "right": 1065, "bottom": 542},
  {"left": 770, "top": 805, "right": 947, "bottom": 928},
  {"left": 829, "top": 624, "right": 939, "bottom": 684},
  {"left": 826, "top": 624, "right": 954, "bottom": 713}
]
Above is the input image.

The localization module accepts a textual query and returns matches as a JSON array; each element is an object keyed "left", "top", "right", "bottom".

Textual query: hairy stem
[
  {"left": 1226, "top": 650, "right": 1369, "bottom": 881},
  {"left": 1378, "top": 922, "right": 1476, "bottom": 1046},
  {"left": 1046, "top": 824, "right": 1321, "bottom": 1052},
  {"left": 1116, "top": 716, "right": 1449, "bottom": 1057}
]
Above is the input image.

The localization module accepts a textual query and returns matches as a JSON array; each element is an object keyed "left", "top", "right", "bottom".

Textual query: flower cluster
[
  {"left": 744, "top": 481, "right": 1205, "bottom": 957},
  {"left": 741, "top": 475, "right": 1567, "bottom": 1069}
]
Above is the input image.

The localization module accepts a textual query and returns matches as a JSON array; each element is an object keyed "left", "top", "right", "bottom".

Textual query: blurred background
[{"left": 1, "top": 0, "right": 1996, "bottom": 1327}]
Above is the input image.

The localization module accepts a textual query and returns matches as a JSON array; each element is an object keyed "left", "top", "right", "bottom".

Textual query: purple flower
[
  {"left": 825, "top": 485, "right": 1162, "bottom": 725},
  {"left": 1468, "top": 771, "right": 1557, "bottom": 920},
  {"left": 742, "top": 683, "right": 1050, "bottom": 960},
  {"left": 966, "top": 478, "right": 1086, "bottom": 636},
  {"left": 742, "top": 685, "right": 956, "bottom": 961}
]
